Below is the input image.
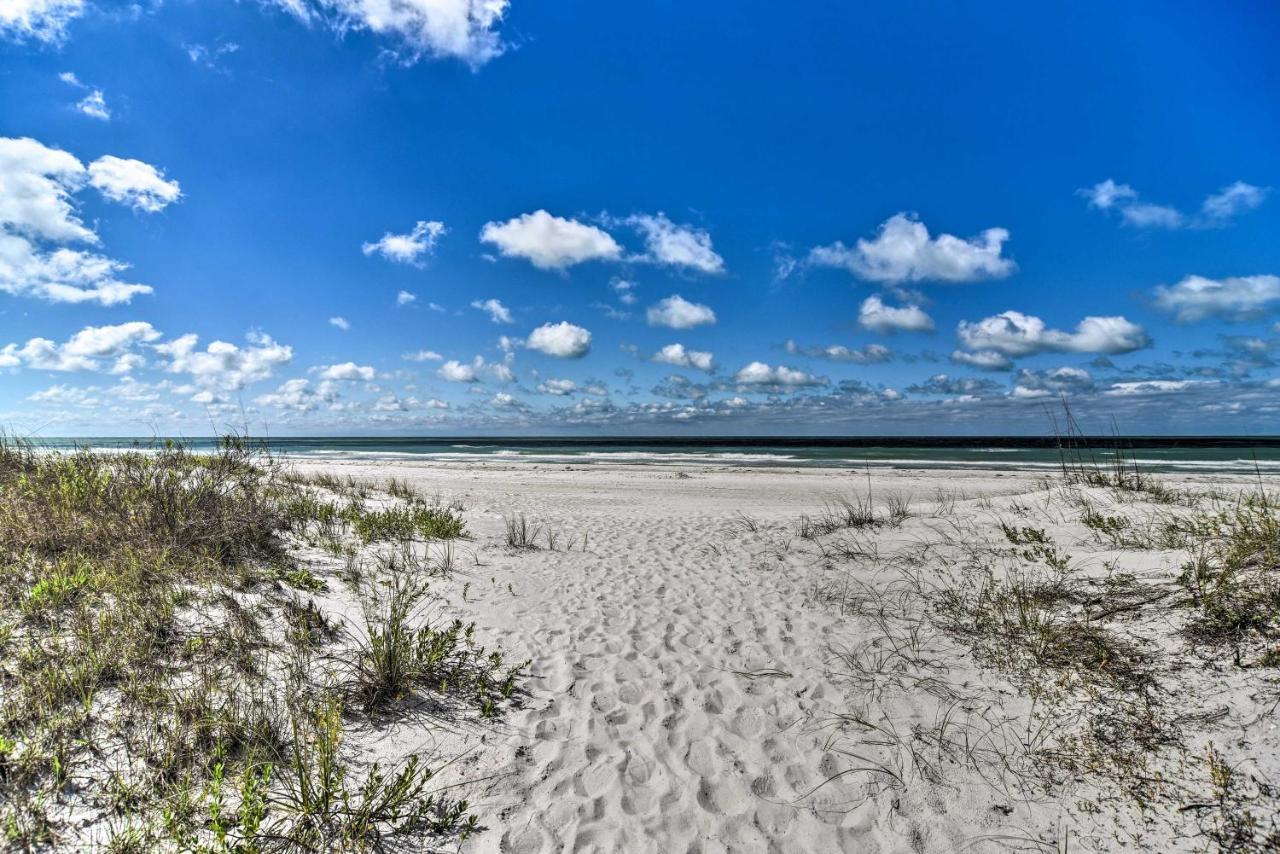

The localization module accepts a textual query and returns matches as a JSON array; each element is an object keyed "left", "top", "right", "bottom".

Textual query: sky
[{"left": 1, "top": 0, "right": 1279, "bottom": 437}]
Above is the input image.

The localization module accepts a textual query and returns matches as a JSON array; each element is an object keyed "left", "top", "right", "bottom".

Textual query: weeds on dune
[
  {"left": 1175, "top": 493, "right": 1280, "bottom": 661},
  {"left": 346, "top": 566, "right": 526, "bottom": 715},
  {"left": 345, "top": 503, "right": 466, "bottom": 544},
  {"left": 0, "top": 436, "right": 503, "bottom": 850},
  {"left": 504, "top": 514, "right": 541, "bottom": 549},
  {"left": 1186, "top": 744, "right": 1280, "bottom": 852}
]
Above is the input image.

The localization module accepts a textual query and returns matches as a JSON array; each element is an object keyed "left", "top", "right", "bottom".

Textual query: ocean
[{"left": 26, "top": 436, "right": 1280, "bottom": 474}]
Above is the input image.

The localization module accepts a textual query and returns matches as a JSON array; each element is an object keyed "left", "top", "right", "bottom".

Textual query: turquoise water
[{"left": 27, "top": 437, "right": 1280, "bottom": 474}]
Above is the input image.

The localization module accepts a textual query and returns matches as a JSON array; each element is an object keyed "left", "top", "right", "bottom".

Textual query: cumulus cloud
[
  {"left": 362, "top": 220, "right": 445, "bottom": 266},
  {"left": 949, "top": 349, "right": 1013, "bottom": 371},
  {"left": 270, "top": 0, "right": 510, "bottom": 68},
  {"left": 480, "top": 210, "right": 621, "bottom": 271},
  {"left": 808, "top": 214, "right": 1014, "bottom": 284},
  {"left": 1009, "top": 366, "right": 1094, "bottom": 398},
  {"left": 1151, "top": 274, "right": 1280, "bottom": 323},
  {"left": 537, "top": 378, "right": 576, "bottom": 395},
  {"left": 526, "top": 321, "right": 591, "bottom": 358},
  {"left": 733, "top": 361, "right": 825, "bottom": 388},
  {"left": 857, "top": 295, "right": 934, "bottom": 333},
  {"left": 956, "top": 311, "right": 1150, "bottom": 359},
  {"left": 1, "top": 321, "right": 160, "bottom": 372},
  {"left": 471, "top": 297, "right": 513, "bottom": 324},
  {"left": 328, "top": 316, "right": 350, "bottom": 330},
  {"left": 652, "top": 343, "right": 714, "bottom": 371},
  {"left": 0, "top": 0, "right": 83, "bottom": 43},
  {"left": 1080, "top": 178, "right": 1267, "bottom": 229},
  {"left": 156, "top": 331, "right": 292, "bottom": 390},
  {"left": 403, "top": 349, "right": 443, "bottom": 362},
  {"left": 254, "top": 378, "right": 332, "bottom": 411},
  {"left": 785, "top": 340, "right": 891, "bottom": 364},
  {"left": 0, "top": 138, "right": 180, "bottom": 305},
  {"left": 437, "top": 359, "right": 478, "bottom": 382},
  {"left": 87, "top": 156, "right": 181, "bottom": 213},
  {"left": 646, "top": 294, "right": 716, "bottom": 329},
  {"left": 625, "top": 213, "right": 725, "bottom": 274},
  {"left": 315, "top": 361, "right": 375, "bottom": 381}
]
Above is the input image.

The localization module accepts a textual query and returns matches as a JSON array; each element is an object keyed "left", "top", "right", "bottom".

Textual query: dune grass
[
  {"left": 805, "top": 425, "right": 1280, "bottom": 849},
  {"left": 0, "top": 437, "right": 506, "bottom": 850}
]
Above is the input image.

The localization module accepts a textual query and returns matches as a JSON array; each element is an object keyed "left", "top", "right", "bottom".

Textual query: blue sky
[{"left": 2, "top": 0, "right": 1278, "bottom": 435}]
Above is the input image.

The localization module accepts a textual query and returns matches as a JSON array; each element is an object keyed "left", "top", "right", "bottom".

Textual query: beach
[
  {"left": 278, "top": 457, "right": 1279, "bottom": 853},
  {"left": 4, "top": 443, "right": 1276, "bottom": 851}
]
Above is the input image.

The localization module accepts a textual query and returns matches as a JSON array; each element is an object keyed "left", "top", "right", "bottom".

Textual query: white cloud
[
  {"left": 1152, "top": 274, "right": 1280, "bottom": 323},
  {"left": 0, "top": 238, "right": 152, "bottom": 305},
  {"left": 74, "top": 89, "right": 109, "bottom": 120},
  {"left": 611, "top": 278, "right": 637, "bottom": 305},
  {"left": 808, "top": 213, "right": 1014, "bottom": 283},
  {"left": 60, "top": 71, "right": 110, "bottom": 120},
  {"left": 0, "top": 0, "right": 83, "bottom": 43},
  {"left": 652, "top": 343, "right": 714, "bottom": 372},
  {"left": 1104, "top": 380, "right": 1207, "bottom": 396},
  {"left": 950, "top": 349, "right": 1013, "bottom": 371},
  {"left": 490, "top": 391, "right": 519, "bottom": 407},
  {"left": 537, "top": 378, "right": 576, "bottom": 395},
  {"left": 1010, "top": 366, "right": 1094, "bottom": 398},
  {"left": 362, "top": 220, "right": 445, "bottom": 266},
  {"left": 526, "top": 321, "right": 591, "bottom": 358},
  {"left": 328, "top": 316, "right": 350, "bottom": 330},
  {"left": 87, "top": 156, "right": 181, "bottom": 213},
  {"left": 784, "top": 340, "right": 891, "bottom": 364},
  {"left": 1, "top": 321, "right": 160, "bottom": 372},
  {"left": 733, "top": 361, "right": 825, "bottom": 388},
  {"left": 396, "top": 290, "right": 418, "bottom": 306},
  {"left": 156, "top": 331, "right": 292, "bottom": 390},
  {"left": 646, "top": 294, "right": 716, "bottom": 329},
  {"left": 480, "top": 210, "right": 621, "bottom": 271},
  {"left": 1081, "top": 178, "right": 1267, "bottom": 229},
  {"left": 857, "top": 295, "right": 934, "bottom": 333},
  {"left": 626, "top": 213, "right": 725, "bottom": 274},
  {"left": 1202, "top": 182, "right": 1269, "bottom": 222},
  {"left": 956, "top": 311, "right": 1150, "bottom": 358},
  {"left": 1079, "top": 179, "right": 1137, "bottom": 210},
  {"left": 315, "top": 361, "right": 375, "bottom": 381},
  {"left": 437, "top": 359, "right": 478, "bottom": 382},
  {"left": 0, "top": 136, "right": 94, "bottom": 242},
  {"left": 471, "top": 297, "right": 513, "bottom": 323},
  {"left": 1119, "top": 202, "right": 1183, "bottom": 229},
  {"left": 272, "top": 0, "right": 509, "bottom": 68},
  {"left": 254, "top": 378, "right": 332, "bottom": 411},
  {"left": 403, "top": 349, "right": 443, "bottom": 362}
]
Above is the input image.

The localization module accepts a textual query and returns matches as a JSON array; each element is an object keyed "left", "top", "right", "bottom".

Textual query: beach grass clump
[
  {"left": 1176, "top": 494, "right": 1280, "bottom": 655},
  {"left": 0, "top": 436, "right": 501, "bottom": 849},
  {"left": 344, "top": 502, "right": 467, "bottom": 544},
  {"left": 504, "top": 514, "right": 541, "bottom": 549},
  {"left": 349, "top": 569, "right": 526, "bottom": 715},
  {"left": 799, "top": 494, "right": 878, "bottom": 538}
]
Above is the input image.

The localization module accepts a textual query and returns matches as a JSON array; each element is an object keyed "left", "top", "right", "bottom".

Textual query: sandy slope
[{"left": 288, "top": 460, "right": 1273, "bottom": 853}]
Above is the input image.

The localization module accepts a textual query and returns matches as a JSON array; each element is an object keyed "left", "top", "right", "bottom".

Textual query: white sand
[{"left": 286, "top": 460, "right": 1276, "bottom": 853}]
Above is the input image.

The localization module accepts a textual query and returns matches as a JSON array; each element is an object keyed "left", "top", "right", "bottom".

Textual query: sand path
[{"left": 294, "top": 462, "right": 1040, "bottom": 853}]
